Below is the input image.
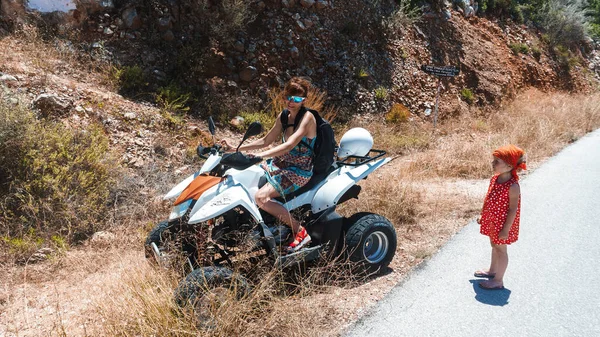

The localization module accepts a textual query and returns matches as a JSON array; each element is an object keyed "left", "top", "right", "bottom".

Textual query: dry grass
[
  {"left": 404, "top": 90, "right": 600, "bottom": 178},
  {"left": 93, "top": 251, "right": 370, "bottom": 337}
]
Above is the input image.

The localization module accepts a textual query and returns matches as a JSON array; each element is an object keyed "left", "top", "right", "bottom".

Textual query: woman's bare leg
[{"left": 255, "top": 183, "right": 301, "bottom": 233}]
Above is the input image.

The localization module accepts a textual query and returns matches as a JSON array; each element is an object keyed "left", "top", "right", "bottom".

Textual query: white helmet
[{"left": 337, "top": 128, "right": 373, "bottom": 159}]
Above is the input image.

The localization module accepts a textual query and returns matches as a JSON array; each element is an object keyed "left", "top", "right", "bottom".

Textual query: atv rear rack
[{"left": 336, "top": 149, "right": 387, "bottom": 167}]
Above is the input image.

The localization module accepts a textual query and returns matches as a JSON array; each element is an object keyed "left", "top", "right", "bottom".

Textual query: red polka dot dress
[{"left": 480, "top": 174, "right": 521, "bottom": 245}]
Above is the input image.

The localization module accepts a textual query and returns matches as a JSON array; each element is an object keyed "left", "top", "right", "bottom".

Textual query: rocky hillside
[{"left": 2, "top": 0, "right": 599, "bottom": 122}]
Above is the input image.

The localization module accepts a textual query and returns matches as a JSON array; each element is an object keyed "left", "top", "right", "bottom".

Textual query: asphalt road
[{"left": 346, "top": 129, "right": 600, "bottom": 337}]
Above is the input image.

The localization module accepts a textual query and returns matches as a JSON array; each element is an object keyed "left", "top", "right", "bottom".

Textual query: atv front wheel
[
  {"left": 175, "top": 267, "right": 250, "bottom": 327},
  {"left": 144, "top": 220, "right": 171, "bottom": 261},
  {"left": 345, "top": 213, "right": 397, "bottom": 274}
]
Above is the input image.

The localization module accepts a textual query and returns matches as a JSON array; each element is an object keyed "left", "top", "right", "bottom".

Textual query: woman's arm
[
  {"left": 225, "top": 113, "right": 283, "bottom": 152},
  {"left": 256, "top": 112, "right": 316, "bottom": 158},
  {"left": 498, "top": 183, "right": 520, "bottom": 239}
]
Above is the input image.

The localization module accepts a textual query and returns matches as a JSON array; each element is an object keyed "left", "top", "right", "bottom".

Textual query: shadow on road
[{"left": 469, "top": 279, "right": 511, "bottom": 306}]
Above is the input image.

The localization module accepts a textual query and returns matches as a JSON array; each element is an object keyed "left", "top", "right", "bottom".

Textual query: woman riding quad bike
[{"left": 145, "top": 96, "right": 397, "bottom": 316}]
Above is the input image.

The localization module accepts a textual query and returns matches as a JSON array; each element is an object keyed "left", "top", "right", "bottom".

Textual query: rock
[
  {"left": 0, "top": 74, "right": 17, "bottom": 83},
  {"left": 303, "top": 18, "right": 314, "bottom": 29},
  {"left": 122, "top": 7, "right": 142, "bottom": 30},
  {"left": 234, "top": 40, "right": 245, "bottom": 52},
  {"left": 90, "top": 231, "right": 116, "bottom": 246},
  {"left": 275, "top": 39, "right": 283, "bottom": 47},
  {"left": 296, "top": 20, "right": 306, "bottom": 31},
  {"left": 33, "top": 94, "right": 71, "bottom": 116},
  {"left": 75, "top": 105, "right": 84, "bottom": 113},
  {"left": 157, "top": 17, "right": 172, "bottom": 32},
  {"left": 300, "top": 0, "right": 315, "bottom": 8},
  {"left": 247, "top": 43, "right": 256, "bottom": 53},
  {"left": 282, "top": 0, "right": 295, "bottom": 8},
  {"left": 153, "top": 69, "right": 167, "bottom": 79},
  {"left": 103, "top": 27, "right": 114, "bottom": 35},
  {"left": 230, "top": 115, "right": 245, "bottom": 126},
  {"left": 316, "top": 0, "right": 328, "bottom": 9},
  {"left": 290, "top": 46, "right": 300, "bottom": 58},
  {"left": 162, "top": 30, "right": 175, "bottom": 42},
  {"left": 239, "top": 66, "right": 258, "bottom": 82},
  {"left": 124, "top": 112, "right": 137, "bottom": 120},
  {"left": 29, "top": 247, "right": 54, "bottom": 263},
  {"left": 443, "top": 9, "right": 452, "bottom": 20}
]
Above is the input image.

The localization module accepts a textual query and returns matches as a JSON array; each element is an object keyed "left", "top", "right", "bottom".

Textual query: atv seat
[{"left": 257, "top": 166, "right": 334, "bottom": 203}]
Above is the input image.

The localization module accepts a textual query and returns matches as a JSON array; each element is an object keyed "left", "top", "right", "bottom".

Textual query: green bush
[
  {"left": 0, "top": 94, "right": 116, "bottom": 249},
  {"left": 461, "top": 88, "right": 475, "bottom": 104},
  {"left": 115, "top": 65, "right": 146, "bottom": 93},
  {"left": 156, "top": 83, "right": 191, "bottom": 113},
  {"left": 535, "top": 0, "right": 589, "bottom": 50},
  {"left": 236, "top": 111, "right": 276, "bottom": 135},
  {"left": 509, "top": 43, "right": 530, "bottom": 55},
  {"left": 531, "top": 46, "right": 542, "bottom": 60},
  {"left": 374, "top": 86, "right": 389, "bottom": 100}
]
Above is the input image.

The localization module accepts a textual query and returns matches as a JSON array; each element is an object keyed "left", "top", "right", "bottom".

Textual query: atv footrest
[{"left": 276, "top": 245, "right": 322, "bottom": 268}]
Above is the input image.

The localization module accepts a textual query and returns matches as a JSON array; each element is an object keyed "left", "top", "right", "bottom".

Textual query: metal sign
[
  {"left": 420, "top": 65, "right": 460, "bottom": 128},
  {"left": 421, "top": 65, "right": 460, "bottom": 77}
]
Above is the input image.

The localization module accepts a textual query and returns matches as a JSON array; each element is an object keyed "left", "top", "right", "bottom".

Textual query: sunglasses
[{"left": 285, "top": 96, "right": 306, "bottom": 103}]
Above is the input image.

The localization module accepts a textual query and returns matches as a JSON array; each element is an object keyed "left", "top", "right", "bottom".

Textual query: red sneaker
[{"left": 286, "top": 227, "right": 311, "bottom": 253}]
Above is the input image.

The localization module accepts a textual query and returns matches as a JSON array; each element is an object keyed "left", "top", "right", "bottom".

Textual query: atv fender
[
  {"left": 311, "top": 157, "right": 391, "bottom": 213},
  {"left": 187, "top": 183, "right": 263, "bottom": 225}
]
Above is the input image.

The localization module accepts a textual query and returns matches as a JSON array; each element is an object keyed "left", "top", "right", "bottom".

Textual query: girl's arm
[
  {"left": 499, "top": 184, "right": 520, "bottom": 239},
  {"left": 224, "top": 113, "right": 283, "bottom": 152},
  {"left": 256, "top": 112, "right": 316, "bottom": 159}
]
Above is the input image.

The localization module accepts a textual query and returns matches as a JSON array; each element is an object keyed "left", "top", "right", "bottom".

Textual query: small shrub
[
  {"left": 236, "top": 111, "right": 275, "bottom": 134},
  {"left": 531, "top": 46, "right": 542, "bottom": 60},
  {"left": 374, "top": 86, "right": 389, "bottom": 100},
  {"left": 386, "top": 103, "right": 410, "bottom": 124},
  {"left": 509, "top": 43, "right": 530, "bottom": 55},
  {"left": 115, "top": 65, "right": 146, "bottom": 93},
  {"left": 356, "top": 68, "right": 369, "bottom": 79},
  {"left": 461, "top": 88, "right": 475, "bottom": 104},
  {"left": 554, "top": 45, "right": 580, "bottom": 70},
  {"left": 384, "top": 0, "right": 421, "bottom": 32},
  {"left": 156, "top": 83, "right": 191, "bottom": 113}
]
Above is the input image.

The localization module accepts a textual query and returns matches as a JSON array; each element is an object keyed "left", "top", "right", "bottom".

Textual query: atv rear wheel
[
  {"left": 175, "top": 266, "right": 250, "bottom": 327},
  {"left": 345, "top": 213, "right": 397, "bottom": 274}
]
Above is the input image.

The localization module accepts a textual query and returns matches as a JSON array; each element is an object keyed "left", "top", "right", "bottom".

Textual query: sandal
[{"left": 474, "top": 270, "right": 496, "bottom": 278}]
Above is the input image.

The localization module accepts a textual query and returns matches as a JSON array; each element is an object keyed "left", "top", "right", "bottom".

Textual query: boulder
[
  {"left": 122, "top": 7, "right": 142, "bottom": 30},
  {"left": 300, "top": 0, "right": 315, "bottom": 8},
  {"left": 33, "top": 94, "right": 72, "bottom": 117},
  {"left": 239, "top": 66, "right": 258, "bottom": 82}
]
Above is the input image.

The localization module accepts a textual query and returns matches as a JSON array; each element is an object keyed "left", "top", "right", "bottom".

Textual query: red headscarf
[{"left": 493, "top": 144, "right": 527, "bottom": 180}]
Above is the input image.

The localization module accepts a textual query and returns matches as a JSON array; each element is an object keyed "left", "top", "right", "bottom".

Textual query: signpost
[{"left": 421, "top": 65, "right": 460, "bottom": 128}]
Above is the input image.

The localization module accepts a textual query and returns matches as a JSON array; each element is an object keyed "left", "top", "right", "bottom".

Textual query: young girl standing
[{"left": 475, "top": 144, "right": 526, "bottom": 290}]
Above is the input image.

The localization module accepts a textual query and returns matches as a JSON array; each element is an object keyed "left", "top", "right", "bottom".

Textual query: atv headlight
[{"left": 169, "top": 199, "right": 193, "bottom": 220}]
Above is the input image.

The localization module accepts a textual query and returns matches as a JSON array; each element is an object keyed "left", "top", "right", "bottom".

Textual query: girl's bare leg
[
  {"left": 481, "top": 243, "right": 507, "bottom": 288},
  {"left": 488, "top": 237, "right": 499, "bottom": 275},
  {"left": 255, "top": 183, "right": 301, "bottom": 233}
]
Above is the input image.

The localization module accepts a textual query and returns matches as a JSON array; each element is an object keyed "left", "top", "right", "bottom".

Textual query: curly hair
[{"left": 283, "top": 77, "right": 311, "bottom": 97}]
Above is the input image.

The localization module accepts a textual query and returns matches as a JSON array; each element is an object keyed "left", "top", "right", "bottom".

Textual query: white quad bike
[{"left": 145, "top": 117, "right": 397, "bottom": 308}]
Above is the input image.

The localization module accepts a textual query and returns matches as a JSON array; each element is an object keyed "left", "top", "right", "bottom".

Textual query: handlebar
[{"left": 196, "top": 144, "right": 224, "bottom": 159}]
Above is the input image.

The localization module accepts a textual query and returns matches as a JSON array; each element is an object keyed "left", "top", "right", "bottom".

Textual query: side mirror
[
  {"left": 208, "top": 116, "right": 216, "bottom": 136},
  {"left": 236, "top": 122, "right": 263, "bottom": 152}
]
